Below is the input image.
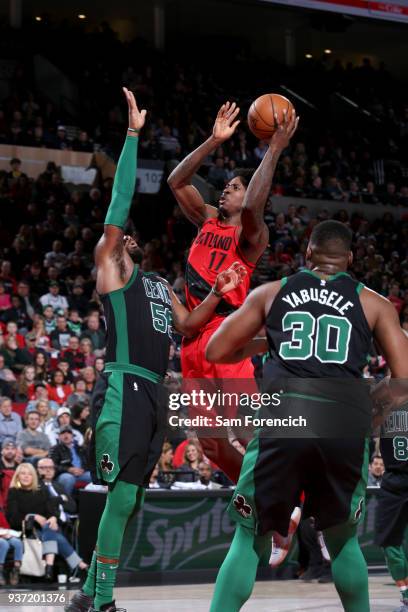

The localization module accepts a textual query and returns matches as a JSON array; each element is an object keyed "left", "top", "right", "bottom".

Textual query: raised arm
[
  {"left": 239, "top": 110, "right": 299, "bottom": 264},
  {"left": 167, "top": 102, "right": 240, "bottom": 226},
  {"left": 205, "top": 284, "right": 272, "bottom": 363},
  {"left": 95, "top": 87, "right": 146, "bottom": 294},
  {"left": 169, "top": 263, "right": 246, "bottom": 337}
]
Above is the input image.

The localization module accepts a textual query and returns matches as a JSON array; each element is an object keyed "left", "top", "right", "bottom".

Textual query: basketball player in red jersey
[{"left": 168, "top": 102, "right": 298, "bottom": 481}]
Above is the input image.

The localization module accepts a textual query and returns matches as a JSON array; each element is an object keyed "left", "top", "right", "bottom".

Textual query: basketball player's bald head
[{"left": 307, "top": 220, "right": 353, "bottom": 270}]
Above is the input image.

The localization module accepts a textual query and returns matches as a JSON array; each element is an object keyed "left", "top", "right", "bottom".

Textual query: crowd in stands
[{"left": 0, "top": 18, "right": 406, "bottom": 585}]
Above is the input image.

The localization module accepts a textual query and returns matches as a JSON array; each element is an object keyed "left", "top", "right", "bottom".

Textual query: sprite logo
[{"left": 121, "top": 497, "right": 235, "bottom": 571}]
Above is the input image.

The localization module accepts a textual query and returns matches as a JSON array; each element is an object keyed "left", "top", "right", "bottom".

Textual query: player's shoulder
[{"left": 359, "top": 285, "right": 394, "bottom": 309}]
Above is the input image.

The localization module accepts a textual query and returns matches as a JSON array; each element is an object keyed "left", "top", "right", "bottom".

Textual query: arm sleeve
[{"left": 104, "top": 135, "right": 139, "bottom": 229}]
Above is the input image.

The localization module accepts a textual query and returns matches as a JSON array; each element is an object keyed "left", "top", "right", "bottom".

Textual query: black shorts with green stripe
[
  {"left": 90, "top": 369, "right": 167, "bottom": 487},
  {"left": 229, "top": 434, "right": 369, "bottom": 536}
]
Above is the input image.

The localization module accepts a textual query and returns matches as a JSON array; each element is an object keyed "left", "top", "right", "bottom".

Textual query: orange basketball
[{"left": 247, "top": 93, "right": 295, "bottom": 140}]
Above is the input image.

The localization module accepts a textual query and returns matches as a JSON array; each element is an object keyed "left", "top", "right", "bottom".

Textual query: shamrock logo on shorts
[
  {"left": 100, "top": 454, "right": 114, "bottom": 473},
  {"left": 233, "top": 494, "right": 252, "bottom": 518}
]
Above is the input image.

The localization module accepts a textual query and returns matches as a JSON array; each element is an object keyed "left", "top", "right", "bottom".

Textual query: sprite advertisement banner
[
  {"left": 79, "top": 489, "right": 407, "bottom": 574},
  {"left": 77, "top": 489, "right": 407, "bottom": 573}
]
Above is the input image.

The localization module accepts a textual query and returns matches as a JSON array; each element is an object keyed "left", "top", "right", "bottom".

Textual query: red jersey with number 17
[{"left": 185, "top": 217, "right": 255, "bottom": 321}]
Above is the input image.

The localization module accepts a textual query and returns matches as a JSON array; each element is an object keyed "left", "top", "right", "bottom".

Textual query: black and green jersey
[
  {"left": 100, "top": 265, "right": 172, "bottom": 380},
  {"left": 265, "top": 270, "right": 372, "bottom": 378}
]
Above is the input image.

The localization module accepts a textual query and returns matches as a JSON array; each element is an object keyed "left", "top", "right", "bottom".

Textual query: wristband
[
  {"left": 127, "top": 127, "right": 140, "bottom": 134},
  {"left": 212, "top": 286, "right": 223, "bottom": 298}
]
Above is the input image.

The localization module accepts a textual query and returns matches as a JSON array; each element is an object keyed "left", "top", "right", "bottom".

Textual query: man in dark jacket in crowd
[{"left": 49, "top": 426, "right": 91, "bottom": 495}]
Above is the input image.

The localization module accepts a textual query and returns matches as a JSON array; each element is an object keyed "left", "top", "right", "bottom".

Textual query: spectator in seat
[
  {"left": 44, "top": 240, "right": 67, "bottom": 271},
  {"left": 45, "top": 407, "right": 83, "bottom": 447},
  {"left": 159, "top": 126, "right": 180, "bottom": 159},
  {"left": 37, "top": 458, "right": 77, "bottom": 525},
  {"left": 49, "top": 426, "right": 91, "bottom": 495},
  {"left": 197, "top": 461, "right": 223, "bottom": 489},
  {"left": 26, "top": 382, "right": 59, "bottom": 413},
  {"left": 0, "top": 354, "right": 16, "bottom": 397},
  {"left": 42, "top": 305, "right": 56, "bottom": 334},
  {"left": 0, "top": 438, "right": 19, "bottom": 470},
  {"left": 47, "top": 370, "right": 73, "bottom": 406},
  {"left": 79, "top": 338, "right": 96, "bottom": 367},
  {"left": 16, "top": 280, "right": 38, "bottom": 320},
  {"left": 367, "top": 454, "right": 384, "bottom": 487},
  {"left": 66, "top": 379, "right": 88, "bottom": 408},
  {"left": 95, "top": 357, "right": 105, "bottom": 377},
  {"left": 0, "top": 397, "right": 22, "bottom": 446},
  {"left": 0, "top": 282, "right": 11, "bottom": 311},
  {"left": 70, "top": 403, "right": 90, "bottom": 437},
  {"left": 157, "top": 442, "right": 175, "bottom": 487},
  {"left": 80, "top": 366, "right": 96, "bottom": 396},
  {"left": 15, "top": 364, "right": 36, "bottom": 402},
  {"left": 16, "top": 410, "right": 50, "bottom": 463},
  {"left": 0, "top": 336, "right": 32, "bottom": 374},
  {"left": 176, "top": 440, "right": 203, "bottom": 482},
  {"left": 3, "top": 295, "right": 32, "bottom": 333},
  {"left": 68, "top": 283, "right": 89, "bottom": 317},
  {"left": 34, "top": 399, "right": 55, "bottom": 431},
  {"left": 66, "top": 308, "right": 83, "bottom": 336},
  {"left": 0, "top": 261, "right": 17, "bottom": 295},
  {"left": 0, "top": 508, "right": 23, "bottom": 586},
  {"left": 388, "top": 282, "right": 403, "bottom": 314},
  {"left": 40, "top": 282, "right": 68, "bottom": 314},
  {"left": 80, "top": 314, "right": 105, "bottom": 354},
  {"left": 7, "top": 463, "right": 87, "bottom": 582},
  {"left": 50, "top": 316, "right": 75, "bottom": 351},
  {"left": 62, "top": 336, "right": 84, "bottom": 370}
]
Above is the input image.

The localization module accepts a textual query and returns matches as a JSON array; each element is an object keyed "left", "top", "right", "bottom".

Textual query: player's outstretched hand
[
  {"left": 123, "top": 86, "right": 147, "bottom": 131},
  {"left": 214, "top": 261, "right": 247, "bottom": 295},
  {"left": 270, "top": 108, "right": 299, "bottom": 151},
  {"left": 213, "top": 101, "right": 240, "bottom": 143}
]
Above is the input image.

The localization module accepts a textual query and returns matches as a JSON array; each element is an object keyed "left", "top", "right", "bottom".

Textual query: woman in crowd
[
  {"left": 157, "top": 442, "right": 175, "bottom": 487},
  {"left": 31, "top": 316, "right": 50, "bottom": 351},
  {"left": 176, "top": 440, "right": 203, "bottom": 482},
  {"left": 46, "top": 369, "right": 73, "bottom": 406},
  {"left": 15, "top": 364, "right": 36, "bottom": 402},
  {"left": 70, "top": 402, "right": 91, "bottom": 437},
  {"left": 6, "top": 463, "right": 87, "bottom": 581},
  {"left": 33, "top": 350, "right": 49, "bottom": 381}
]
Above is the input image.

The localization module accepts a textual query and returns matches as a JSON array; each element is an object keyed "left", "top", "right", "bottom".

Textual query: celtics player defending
[
  {"left": 206, "top": 220, "right": 408, "bottom": 612},
  {"left": 66, "top": 89, "right": 247, "bottom": 612}
]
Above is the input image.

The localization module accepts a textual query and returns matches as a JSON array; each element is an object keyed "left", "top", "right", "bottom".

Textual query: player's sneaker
[
  {"left": 393, "top": 604, "right": 408, "bottom": 612},
  {"left": 89, "top": 602, "right": 126, "bottom": 612},
  {"left": 64, "top": 590, "right": 94, "bottom": 612},
  {"left": 269, "top": 506, "right": 301, "bottom": 568}
]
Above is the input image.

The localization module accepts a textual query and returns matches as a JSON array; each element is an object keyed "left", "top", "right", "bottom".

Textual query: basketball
[{"left": 247, "top": 93, "right": 295, "bottom": 140}]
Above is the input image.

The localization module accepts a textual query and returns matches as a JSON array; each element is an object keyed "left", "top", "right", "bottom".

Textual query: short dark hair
[
  {"left": 310, "top": 220, "right": 352, "bottom": 251},
  {"left": 232, "top": 168, "right": 255, "bottom": 188}
]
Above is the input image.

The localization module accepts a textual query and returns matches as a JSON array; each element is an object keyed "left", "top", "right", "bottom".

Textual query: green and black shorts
[
  {"left": 229, "top": 433, "right": 369, "bottom": 536},
  {"left": 90, "top": 364, "right": 167, "bottom": 487}
]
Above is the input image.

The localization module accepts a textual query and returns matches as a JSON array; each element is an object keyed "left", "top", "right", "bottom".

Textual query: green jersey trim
[
  {"left": 300, "top": 270, "right": 351, "bottom": 282},
  {"left": 281, "top": 277, "right": 288, "bottom": 288},
  {"left": 109, "top": 291, "right": 129, "bottom": 364},
  {"left": 104, "top": 361, "right": 163, "bottom": 384},
  {"left": 356, "top": 282, "right": 364, "bottom": 295}
]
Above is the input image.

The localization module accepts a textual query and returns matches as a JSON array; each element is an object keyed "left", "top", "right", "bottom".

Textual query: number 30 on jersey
[{"left": 279, "top": 311, "right": 352, "bottom": 364}]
